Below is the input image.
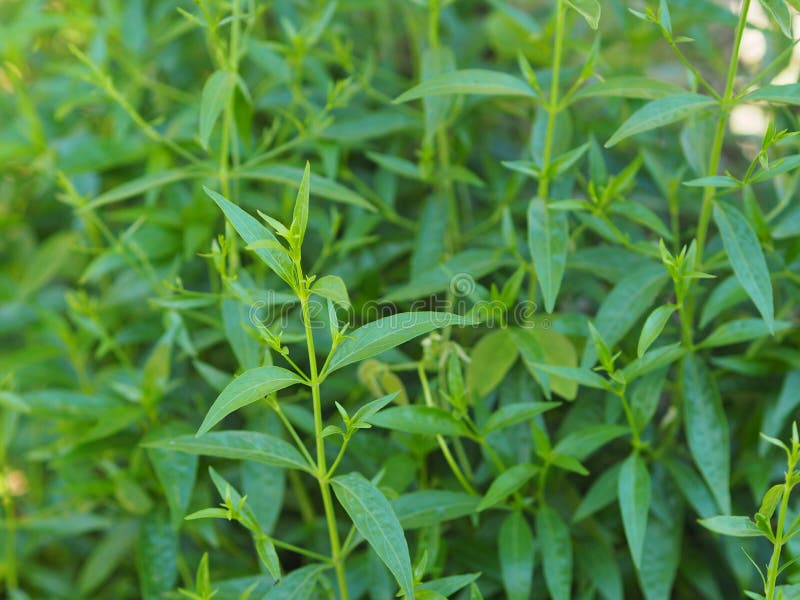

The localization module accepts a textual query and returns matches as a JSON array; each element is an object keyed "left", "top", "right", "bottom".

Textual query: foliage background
[{"left": 1, "top": 0, "right": 799, "bottom": 599}]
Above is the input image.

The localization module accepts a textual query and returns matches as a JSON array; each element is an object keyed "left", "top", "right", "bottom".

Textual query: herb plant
[{"left": 1, "top": 0, "right": 799, "bottom": 599}]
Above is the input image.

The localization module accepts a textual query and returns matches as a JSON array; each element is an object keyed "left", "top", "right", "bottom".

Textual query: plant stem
[
  {"left": 538, "top": 0, "right": 565, "bottom": 202},
  {"left": 1, "top": 467, "right": 17, "bottom": 592},
  {"left": 765, "top": 465, "right": 796, "bottom": 599},
  {"left": 299, "top": 292, "right": 348, "bottom": 600}
]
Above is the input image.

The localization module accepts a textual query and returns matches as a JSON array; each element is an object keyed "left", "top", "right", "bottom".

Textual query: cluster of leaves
[{"left": 1, "top": 0, "right": 799, "bottom": 599}]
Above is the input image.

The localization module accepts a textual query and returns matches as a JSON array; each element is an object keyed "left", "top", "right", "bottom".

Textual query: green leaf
[
  {"left": 477, "top": 464, "right": 538, "bottom": 511},
  {"left": 565, "top": 0, "right": 601, "bottom": 29},
  {"left": 512, "top": 327, "right": 578, "bottom": 399},
  {"left": 555, "top": 424, "right": 630, "bottom": 461},
  {"left": 84, "top": 169, "right": 196, "bottom": 211},
  {"left": 265, "top": 564, "right": 326, "bottom": 599},
  {"left": 758, "top": 0, "right": 792, "bottom": 37},
  {"left": 698, "top": 515, "right": 763, "bottom": 537},
  {"left": 532, "top": 364, "right": 613, "bottom": 391},
  {"left": 197, "top": 366, "right": 305, "bottom": 436},
  {"left": 467, "top": 329, "right": 519, "bottom": 400},
  {"left": 663, "top": 458, "right": 718, "bottom": 519},
  {"left": 391, "top": 491, "right": 479, "bottom": 529},
  {"left": 78, "top": 520, "right": 139, "bottom": 596},
  {"left": 137, "top": 511, "right": 178, "bottom": 600},
  {"left": 311, "top": 275, "right": 351, "bottom": 309},
  {"left": 499, "top": 511, "right": 535, "bottom": 600},
  {"left": 205, "top": 187, "right": 296, "bottom": 285},
  {"left": 235, "top": 165, "right": 374, "bottom": 210},
  {"left": 537, "top": 505, "right": 572, "bottom": 600},
  {"left": 605, "top": 93, "right": 716, "bottom": 147},
  {"left": 744, "top": 83, "right": 800, "bottom": 105},
  {"left": 147, "top": 431, "right": 311, "bottom": 472},
  {"left": 629, "top": 369, "right": 668, "bottom": 431},
  {"left": 222, "top": 298, "right": 260, "bottom": 370},
  {"left": 145, "top": 427, "right": 198, "bottom": 530},
  {"left": 528, "top": 197, "right": 569, "bottom": 313},
  {"left": 367, "top": 406, "right": 471, "bottom": 437},
  {"left": 572, "top": 76, "right": 683, "bottom": 102},
  {"left": 618, "top": 454, "right": 651, "bottom": 570},
  {"left": 199, "top": 70, "right": 236, "bottom": 149},
  {"left": 394, "top": 69, "right": 538, "bottom": 103},
  {"left": 682, "top": 355, "right": 731, "bottom": 514},
  {"left": 331, "top": 473, "right": 415, "bottom": 599},
  {"left": 638, "top": 513, "right": 682, "bottom": 600},
  {"left": 698, "top": 318, "right": 790, "bottom": 348},
  {"left": 622, "top": 343, "right": 685, "bottom": 382},
  {"left": 325, "top": 312, "right": 477, "bottom": 374},
  {"left": 573, "top": 464, "right": 621, "bottom": 522},
  {"left": 713, "top": 201, "right": 775, "bottom": 332},
  {"left": 289, "top": 162, "right": 310, "bottom": 249},
  {"left": 483, "top": 401, "right": 560, "bottom": 434},
  {"left": 637, "top": 305, "right": 675, "bottom": 358},
  {"left": 683, "top": 175, "right": 740, "bottom": 188}
]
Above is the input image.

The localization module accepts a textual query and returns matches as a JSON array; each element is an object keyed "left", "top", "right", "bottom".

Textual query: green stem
[
  {"left": 765, "top": 471, "right": 795, "bottom": 599},
  {"left": 299, "top": 291, "right": 348, "bottom": 600},
  {"left": 538, "top": 0, "right": 565, "bottom": 202},
  {"left": 417, "top": 364, "right": 477, "bottom": 495},
  {"left": 1, "top": 467, "right": 17, "bottom": 591}
]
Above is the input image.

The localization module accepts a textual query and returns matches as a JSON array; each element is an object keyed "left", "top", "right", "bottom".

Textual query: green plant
[{"left": 1, "top": 0, "right": 800, "bottom": 598}]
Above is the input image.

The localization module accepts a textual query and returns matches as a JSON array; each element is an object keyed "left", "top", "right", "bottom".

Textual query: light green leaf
[
  {"left": 713, "top": 201, "right": 775, "bottom": 332},
  {"left": 84, "top": 169, "right": 195, "bottom": 211},
  {"left": 572, "top": 76, "right": 683, "bottom": 102},
  {"left": 137, "top": 511, "right": 178, "bottom": 600},
  {"left": 199, "top": 70, "right": 236, "bottom": 149},
  {"left": 744, "top": 83, "right": 800, "bottom": 105},
  {"left": 537, "top": 505, "right": 572, "bottom": 600},
  {"left": 683, "top": 175, "right": 740, "bottom": 188},
  {"left": 682, "top": 355, "right": 730, "bottom": 514},
  {"left": 605, "top": 93, "right": 716, "bottom": 147},
  {"left": 758, "top": 0, "right": 793, "bottom": 37},
  {"left": 235, "top": 165, "right": 373, "bottom": 210},
  {"left": 483, "top": 401, "right": 560, "bottom": 434},
  {"left": 265, "top": 564, "right": 326, "bottom": 599},
  {"left": 467, "top": 329, "right": 519, "bottom": 400},
  {"left": 698, "top": 515, "right": 763, "bottom": 537},
  {"left": 528, "top": 197, "right": 569, "bottom": 313},
  {"left": 698, "top": 318, "right": 791, "bottom": 349},
  {"left": 618, "top": 454, "right": 651, "bottom": 570},
  {"left": 325, "top": 312, "right": 477, "bottom": 374},
  {"left": 311, "top": 275, "right": 351, "bottom": 309},
  {"left": 512, "top": 327, "right": 578, "bottom": 400},
  {"left": 477, "top": 464, "right": 538, "bottom": 511},
  {"left": 637, "top": 306, "right": 675, "bottom": 357},
  {"left": 367, "top": 406, "right": 471, "bottom": 437},
  {"left": 289, "top": 162, "right": 310, "bottom": 249},
  {"left": 555, "top": 424, "right": 630, "bottom": 461},
  {"left": 392, "top": 491, "right": 479, "bottom": 529},
  {"left": 394, "top": 69, "right": 538, "bottom": 103},
  {"left": 331, "top": 473, "right": 415, "bottom": 600},
  {"left": 146, "top": 431, "right": 311, "bottom": 472},
  {"left": 565, "top": 0, "right": 601, "bottom": 28},
  {"left": 499, "top": 511, "right": 535, "bottom": 600},
  {"left": 197, "top": 366, "right": 305, "bottom": 436},
  {"left": 531, "top": 364, "right": 613, "bottom": 391},
  {"left": 622, "top": 343, "right": 685, "bottom": 382},
  {"left": 205, "top": 187, "right": 296, "bottom": 285}
]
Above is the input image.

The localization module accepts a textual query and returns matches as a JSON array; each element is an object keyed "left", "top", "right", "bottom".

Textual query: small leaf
[
  {"left": 477, "top": 464, "right": 538, "bottom": 511},
  {"left": 289, "top": 161, "right": 310, "bottom": 250},
  {"left": 683, "top": 175, "right": 739, "bottom": 188},
  {"left": 713, "top": 201, "right": 775, "bottom": 332},
  {"left": 618, "top": 454, "right": 651, "bottom": 570},
  {"left": 698, "top": 319, "right": 790, "bottom": 349},
  {"left": 265, "top": 564, "right": 326, "bottom": 599},
  {"left": 205, "top": 187, "right": 296, "bottom": 285},
  {"left": 367, "top": 406, "right": 471, "bottom": 437},
  {"left": 197, "top": 366, "right": 305, "bottom": 436},
  {"left": 394, "top": 69, "right": 538, "bottom": 103},
  {"left": 467, "top": 329, "right": 519, "bottom": 400},
  {"left": 528, "top": 197, "right": 569, "bottom": 313},
  {"left": 331, "top": 473, "right": 415, "bottom": 599},
  {"left": 605, "top": 93, "right": 716, "bottom": 147},
  {"left": 698, "top": 516, "right": 763, "bottom": 537},
  {"left": 311, "top": 275, "right": 351, "bottom": 309},
  {"left": 637, "top": 306, "right": 675, "bottom": 357},
  {"left": 565, "top": 0, "right": 601, "bottom": 29},
  {"left": 199, "top": 70, "right": 236, "bottom": 149},
  {"left": 499, "top": 511, "right": 535, "bottom": 600},
  {"left": 325, "top": 312, "right": 477, "bottom": 374},
  {"left": 537, "top": 505, "right": 572, "bottom": 600},
  {"left": 682, "top": 355, "right": 731, "bottom": 514},
  {"left": 483, "top": 401, "right": 561, "bottom": 434}
]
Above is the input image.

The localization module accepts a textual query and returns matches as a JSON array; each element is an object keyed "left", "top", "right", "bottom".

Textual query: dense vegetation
[{"left": 2, "top": 0, "right": 800, "bottom": 598}]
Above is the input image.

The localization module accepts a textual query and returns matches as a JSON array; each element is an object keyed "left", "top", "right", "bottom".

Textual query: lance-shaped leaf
[
  {"left": 197, "top": 366, "right": 305, "bottom": 435},
  {"left": 499, "top": 511, "right": 535, "bottom": 600},
  {"left": 477, "top": 464, "right": 538, "bottom": 511},
  {"left": 199, "top": 70, "right": 236, "bottom": 149},
  {"left": 605, "top": 93, "right": 716, "bottom": 147},
  {"left": 744, "top": 83, "right": 800, "bottom": 105},
  {"left": 528, "top": 197, "right": 569, "bottom": 313},
  {"left": 311, "top": 275, "right": 350, "bottom": 309},
  {"left": 368, "top": 406, "right": 472, "bottom": 437},
  {"left": 146, "top": 431, "right": 311, "bottom": 472},
  {"left": 618, "top": 453, "right": 651, "bottom": 570},
  {"left": 698, "top": 516, "right": 763, "bottom": 537},
  {"left": 325, "top": 312, "right": 477, "bottom": 374},
  {"left": 394, "top": 69, "right": 538, "bottom": 103},
  {"left": 566, "top": 0, "right": 601, "bottom": 29},
  {"left": 289, "top": 162, "right": 310, "bottom": 249},
  {"left": 713, "top": 201, "right": 775, "bottom": 333},
  {"left": 537, "top": 505, "right": 572, "bottom": 600},
  {"left": 205, "top": 187, "right": 296, "bottom": 285},
  {"left": 682, "top": 355, "right": 730, "bottom": 514},
  {"left": 332, "top": 473, "right": 415, "bottom": 599}
]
